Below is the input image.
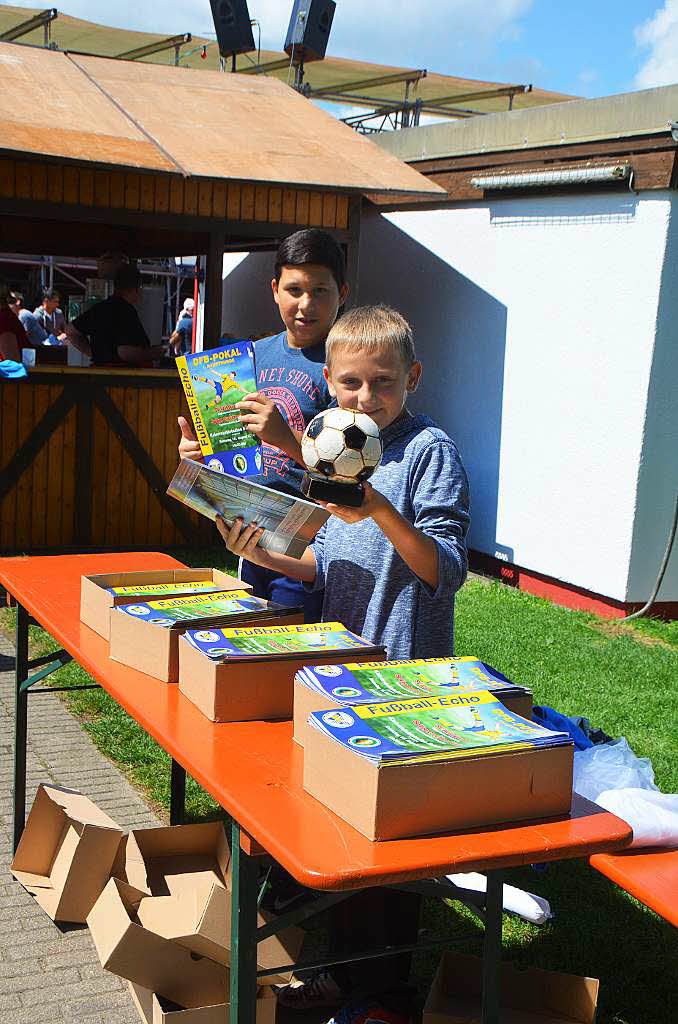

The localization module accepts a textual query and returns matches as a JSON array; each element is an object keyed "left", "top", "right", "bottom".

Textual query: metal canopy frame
[
  {"left": 116, "top": 32, "right": 192, "bottom": 66},
  {"left": 0, "top": 7, "right": 57, "bottom": 46}
]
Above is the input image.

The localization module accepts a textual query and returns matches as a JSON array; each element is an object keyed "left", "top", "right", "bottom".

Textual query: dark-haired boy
[{"left": 179, "top": 228, "right": 347, "bottom": 616}]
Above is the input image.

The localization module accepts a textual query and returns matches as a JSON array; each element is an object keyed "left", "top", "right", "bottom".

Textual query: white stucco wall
[
  {"left": 355, "top": 193, "right": 678, "bottom": 603},
  {"left": 220, "top": 193, "right": 678, "bottom": 604}
]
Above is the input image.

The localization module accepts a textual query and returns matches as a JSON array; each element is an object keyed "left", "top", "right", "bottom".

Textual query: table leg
[
  {"left": 481, "top": 871, "right": 503, "bottom": 1024},
  {"left": 169, "top": 759, "right": 186, "bottom": 825},
  {"left": 13, "top": 603, "right": 29, "bottom": 853},
  {"left": 230, "top": 819, "right": 259, "bottom": 1024}
]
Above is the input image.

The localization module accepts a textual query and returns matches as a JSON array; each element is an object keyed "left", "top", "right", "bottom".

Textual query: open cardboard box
[
  {"left": 423, "top": 951, "right": 598, "bottom": 1024},
  {"left": 292, "top": 676, "right": 533, "bottom": 748},
  {"left": 128, "top": 981, "right": 276, "bottom": 1024},
  {"left": 87, "top": 876, "right": 230, "bottom": 1007},
  {"left": 303, "top": 727, "right": 573, "bottom": 841},
  {"left": 178, "top": 635, "right": 386, "bottom": 722},
  {"left": 122, "top": 823, "right": 303, "bottom": 984},
  {"left": 109, "top": 605, "right": 304, "bottom": 683},
  {"left": 11, "top": 784, "right": 124, "bottom": 923},
  {"left": 81, "top": 568, "right": 248, "bottom": 640}
]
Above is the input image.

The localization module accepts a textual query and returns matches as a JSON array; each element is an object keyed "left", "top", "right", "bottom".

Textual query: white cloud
[
  {"left": 6, "top": 1, "right": 534, "bottom": 76},
  {"left": 634, "top": 1, "right": 678, "bottom": 88}
]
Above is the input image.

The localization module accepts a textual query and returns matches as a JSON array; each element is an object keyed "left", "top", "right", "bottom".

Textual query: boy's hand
[
  {"left": 177, "top": 416, "right": 203, "bottom": 462},
  {"left": 216, "top": 515, "right": 266, "bottom": 563},
  {"left": 237, "top": 392, "right": 296, "bottom": 449},
  {"left": 319, "top": 482, "right": 389, "bottom": 524}
]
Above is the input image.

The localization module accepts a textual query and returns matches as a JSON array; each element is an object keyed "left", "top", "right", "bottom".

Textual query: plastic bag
[
  {"left": 445, "top": 872, "right": 553, "bottom": 924},
  {"left": 572, "top": 737, "right": 658, "bottom": 802},
  {"left": 595, "top": 789, "right": 678, "bottom": 849}
]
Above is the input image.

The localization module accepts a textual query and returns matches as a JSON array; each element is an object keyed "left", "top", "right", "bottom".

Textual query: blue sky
[{"left": 5, "top": 1, "right": 678, "bottom": 100}]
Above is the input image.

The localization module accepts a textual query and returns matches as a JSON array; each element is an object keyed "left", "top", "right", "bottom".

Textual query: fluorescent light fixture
[{"left": 470, "top": 164, "right": 631, "bottom": 190}]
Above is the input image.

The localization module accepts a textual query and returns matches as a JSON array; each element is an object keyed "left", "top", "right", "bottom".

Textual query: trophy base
[{"left": 301, "top": 473, "right": 365, "bottom": 508}]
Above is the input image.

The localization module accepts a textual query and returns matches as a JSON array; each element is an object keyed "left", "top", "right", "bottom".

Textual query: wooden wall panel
[
  {"left": 14, "top": 385, "right": 34, "bottom": 551},
  {"left": 227, "top": 183, "right": 241, "bottom": 220},
  {"left": 45, "top": 385, "right": 64, "bottom": 549},
  {"left": 309, "top": 191, "right": 323, "bottom": 227},
  {"left": 60, "top": 404, "right": 76, "bottom": 546},
  {"left": 0, "top": 382, "right": 18, "bottom": 551},
  {"left": 155, "top": 175, "right": 170, "bottom": 214},
  {"left": 31, "top": 385, "right": 51, "bottom": 550},
  {"left": 0, "top": 159, "right": 14, "bottom": 198},
  {"left": 184, "top": 179, "right": 198, "bottom": 216},
  {"left": 30, "top": 163, "right": 47, "bottom": 202},
  {"left": 110, "top": 171, "right": 125, "bottom": 208},
  {"left": 281, "top": 188, "right": 296, "bottom": 224},
  {"left": 140, "top": 175, "right": 155, "bottom": 212},
  {"left": 47, "top": 165, "right": 63, "bottom": 204},
  {"left": 322, "top": 192, "right": 337, "bottom": 227},
  {"left": 79, "top": 169, "right": 94, "bottom": 206},
  {"left": 241, "top": 184, "right": 255, "bottom": 220},
  {"left": 125, "top": 173, "right": 140, "bottom": 210},
  {"left": 255, "top": 185, "right": 269, "bottom": 221},
  {"left": 90, "top": 404, "right": 109, "bottom": 548},
  {"left": 336, "top": 194, "right": 349, "bottom": 229},
  {"left": 198, "top": 180, "right": 213, "bottom": 218},
  {"left": 94, "top": 170, "right": 111, "bottom": 207}
]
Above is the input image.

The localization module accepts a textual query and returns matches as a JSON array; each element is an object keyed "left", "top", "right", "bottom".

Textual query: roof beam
[
  {"left": 429, "top": 84, "right": 530, "bottom": 106},
  {"left": 0, "top": 8, "right": 57, "bottom": 42},
  {"left": 308, "top": 69, "right": 427, "bottom": 98},
  {"left": 116, "top": 33, "right": 191, "bottom": 61},
  {"left": 238, "top": 58, "right": 291, "bottom": 75}
]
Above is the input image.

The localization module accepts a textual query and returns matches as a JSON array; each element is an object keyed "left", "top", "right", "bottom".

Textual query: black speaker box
[
  {"left": 209, "top": 0, "right": 255, "bottom": 57},
  {"left": 284, "top": 0, "right": 336, "bottom": 63}
]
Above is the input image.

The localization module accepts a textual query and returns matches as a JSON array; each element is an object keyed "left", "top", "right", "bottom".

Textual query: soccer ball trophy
[{"left": 300, "top": 409, "right": 382, "bottom": 507}]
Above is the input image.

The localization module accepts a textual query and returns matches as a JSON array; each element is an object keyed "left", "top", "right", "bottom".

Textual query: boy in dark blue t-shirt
[{"left": 178, "top": 229, "right": 347, "bottom": 616}]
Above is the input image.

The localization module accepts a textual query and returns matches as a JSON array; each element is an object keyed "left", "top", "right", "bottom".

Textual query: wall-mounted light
[{"left": 470, "top": 164, "right": 631, "bottom": 190}]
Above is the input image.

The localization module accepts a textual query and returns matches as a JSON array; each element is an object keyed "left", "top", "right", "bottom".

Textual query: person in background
[
  {"left": 169, "top": 297, "right": 194, "bottom": 356},
  {"left": 11, "top": 293, "right": 49, "bottom": 347},
  {"left": 34, "top": 289, "right": 67, "bottom": 342},
  {"left": 65, "top": 265, "right": 164, "bottom": 366},
  {"left": 0, "top": 284, "right": 29, "bottom": 361}
]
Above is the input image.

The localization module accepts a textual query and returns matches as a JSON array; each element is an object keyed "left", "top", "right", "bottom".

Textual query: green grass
[{"left": 1, "top": 571, "right": 677, "bottom": 1024}]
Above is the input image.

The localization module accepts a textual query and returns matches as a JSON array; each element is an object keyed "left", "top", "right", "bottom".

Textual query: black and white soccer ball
[{"left": 301, "top": 409, "right": 382, "bottom": 483}]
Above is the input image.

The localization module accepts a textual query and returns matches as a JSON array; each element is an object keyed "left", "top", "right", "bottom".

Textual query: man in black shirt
[{"left": 66, "top": 265, "right": 164, "bottom": 366}]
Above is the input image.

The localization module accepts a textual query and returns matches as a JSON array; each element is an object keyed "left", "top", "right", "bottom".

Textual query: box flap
[{"left": 125, "top": 824, "right": 229, "bottom": 896}]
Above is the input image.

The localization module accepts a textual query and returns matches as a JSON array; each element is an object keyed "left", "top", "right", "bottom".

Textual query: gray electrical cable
[{"left": 621, "top": 491, "right": 678, "bottom": 621}]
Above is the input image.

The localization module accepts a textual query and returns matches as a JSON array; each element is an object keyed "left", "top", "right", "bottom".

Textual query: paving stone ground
[{"left": 0, "top": 628, "right": 161, "bottom": 1023}]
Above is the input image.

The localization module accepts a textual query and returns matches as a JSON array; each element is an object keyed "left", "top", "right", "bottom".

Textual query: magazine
[
  {"left": 176, "top": 341, "right": 261, "bottom": 476},
  {"left": 107, "top": 581, "right": 223, "bottom": 598},
  {"left": 167, "top": 458, "right": 329, "bottom": 559},
  {"left": 112, "top": 590, "right": 273, "bottom": 628},
  {"left": 308, "top": 691, "right": 571, "bottom": 764},
  {"left": 297, "top": 657, "right": 519, "bottom": 704},
  {"left": 183, "top": 622, "right": 377, "bottom": 660}
]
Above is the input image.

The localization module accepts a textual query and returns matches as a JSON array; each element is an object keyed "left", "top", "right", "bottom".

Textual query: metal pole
[
  {"left": 13, "top": 604, "right": 29, "bottom": 853},
  {"left": 169, "top": 759, "right": 186, "bottom": 825},
  {"left": 230, "top": 820, "right": 259, "bottom": 1024},
  {"left": 481, "top": 871, "right": 503, "bottom": 1024}
]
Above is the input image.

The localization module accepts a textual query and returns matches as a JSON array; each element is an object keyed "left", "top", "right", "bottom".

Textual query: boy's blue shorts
[{"left": 239, "top": 560, "right": 323, "bottom": 623}]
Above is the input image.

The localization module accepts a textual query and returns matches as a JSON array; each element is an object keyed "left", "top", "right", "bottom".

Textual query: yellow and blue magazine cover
[
  {"left": 107, "top": 580, "right": 223, "bottom": 598},
  {"left": 176, "top": 340, "right": 261, "bottom": 476},
  {"left": 309, "top": 692, "right": 571, "bottom": 763},
  {"left": 113, "top": 590, "right": 270, "bottom": 628},
  {"left": 297, "top": 657, "right": 520, "bottom": 703},
  {"left": 183, "top": 621, "right": 376, "bottom": 660}
]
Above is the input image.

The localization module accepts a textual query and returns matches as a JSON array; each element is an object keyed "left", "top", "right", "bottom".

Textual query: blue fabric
[
  {"left": 18, "top": 309, "right": 47, "bottom": 346},
  {"left": 309, "top": 410, "right": 470, "bottom": 659},
  {"left": 239, "top": 558, "right": 323, "bottom": 622},
  {"left": 0, "top": 359, "right": 27, "bottom": 379},
  {"left": 176, "top": 316, "right": 193, "bottom": 355},
  {"left": 253, "top": 331, "right": 332, "bottom": 496},
  {"left": 532, "top": 705, "right": 594, "bottom": 750}
]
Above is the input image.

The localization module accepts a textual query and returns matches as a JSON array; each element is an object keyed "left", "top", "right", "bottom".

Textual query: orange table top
[
  {"left": 590, "top": 849, "right": 678, "bottom": 928},
  {"left": 0, "top": 553, "right": 633, "bottom": 891}
]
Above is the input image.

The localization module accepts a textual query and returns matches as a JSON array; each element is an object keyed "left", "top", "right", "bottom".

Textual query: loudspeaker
[
  {"left": 284, "top": 0, "right": 336, "bottom": 63},
  {"left": 209, "top": 0, "right": 255, "bottom": 57}
]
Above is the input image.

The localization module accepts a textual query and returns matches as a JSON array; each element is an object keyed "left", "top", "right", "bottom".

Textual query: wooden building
[{"left": 0, "top": 42, "right": 441, "bottom": 554}]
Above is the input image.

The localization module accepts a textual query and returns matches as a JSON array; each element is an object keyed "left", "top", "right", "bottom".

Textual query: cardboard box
[
  {"left": 423, "top": 952, "right": 598, "bottom": 1024},
  {"left": 81, "top": 568, "right": 249, "bottom": 640},
  {"left": 11, "top": 784, "right": 124, "bottom": 923},
  {"left": 87, "top": 877, "right": 230, "bottom": 1007},
  {"left": 178, "top": 635, "right": 386, "bottom": 723},
  {"left": 292, "top": 677, "right": 533, "bottom": 748},
  {"left": 122, "top": 823, "right": 303, "bottom": 984},
  {"left": 303, "top": 727, "right": 573, "bottom": 841},
  {"left": 128, "top": 981, "right": 276, "bottom": 1024},
  {"left": 109, "top": 606, "right": 304, "bottom": 683}
]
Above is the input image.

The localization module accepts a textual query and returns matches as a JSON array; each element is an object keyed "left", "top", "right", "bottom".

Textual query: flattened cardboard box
[
  {"left": 122, "top": 822, "right": 303, "bottom": 983},
  {"left": 292, "top": 677, "right": 533, "bottom": 748},
  {"left": 424, "top": 952, "right": 598, "bottom": 1024},
  {"left": 109, "top": 606, "right": 304, "bottom": 683},
  {"left": 11, "top": 784, "right": 123, "bottom": 923},
  {"left": 128, "top": 980, "right": 276, "bottom": 1024},
  {"left": 87, "top": 877, "right": 229, "bottom": 1008},
  {"left": 303, "top": 727, "right": 573, "bottom": 841},
  {"left": 81, "top": 568, "right": 249, "bottom": 640},
  {"left": 178, "top": 635, "right": 386, "bottom": 722}
]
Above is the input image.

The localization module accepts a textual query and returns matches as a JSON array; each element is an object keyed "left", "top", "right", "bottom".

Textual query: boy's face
[
  {"left": 324, "top": 347, "right": 422, "bottom": 431},
  {"left": 272, "top": 264, "right": 348, "bottom": 349}
]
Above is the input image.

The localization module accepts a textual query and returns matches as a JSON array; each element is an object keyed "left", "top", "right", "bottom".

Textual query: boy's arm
[
  {"left": 236, "top": 392, "right": 304, "bottom": 465},
  {"left": 216, "top": 515, "right": 317, "bottom": 583}
]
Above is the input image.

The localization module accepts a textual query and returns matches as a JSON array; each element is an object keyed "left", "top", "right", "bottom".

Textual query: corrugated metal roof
[
  {"left": 373, "top": 85, "right": 678, "bottom": 162},
  {"left": 0, "top": 4, "right": 575, "bottom": 114},
  {"left": 0, "top": 42, "right": 444, "bottom": 196}
]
